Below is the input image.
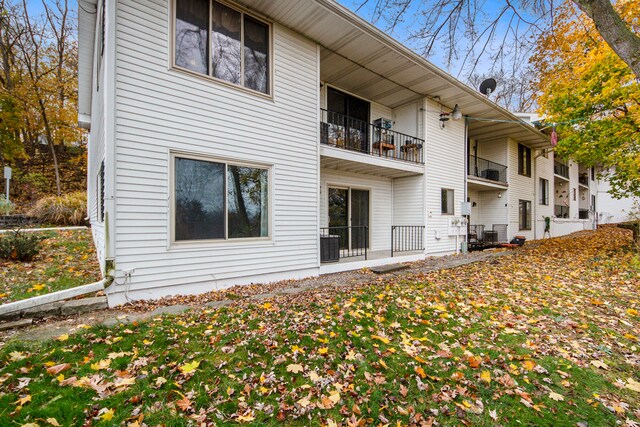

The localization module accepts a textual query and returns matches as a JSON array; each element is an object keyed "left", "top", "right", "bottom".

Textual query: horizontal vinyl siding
[
  {"left": 112, "top": 0, "right": 319, "bottom": 296},
  {"left": 87, "top": 3, "right": 107, "bottom": 275},
  {"left": 393, "top": 176, "right": 424, "bottom": 226},
  {"left": 320, "top": 169, "right": 392, "bottom": 252},
  {"left": 507, "top": 139, "right": 535, "bottom": 241},
  {"left": 424, "top": 99, "right": 465, "bottom": 255},
  {"left": 534, "top": 154, "right": 554, "bottom": 238}
]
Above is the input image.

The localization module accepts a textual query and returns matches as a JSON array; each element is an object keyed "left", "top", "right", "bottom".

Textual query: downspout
[
  {"left": 533, "top": 150, "right": 537, "bottom": 239},
  {"left": 422, "top": 97, "right": 428, "bottom": 256},
  {"left": 463, "top": 116, "right": 469, "bottom": 251}
]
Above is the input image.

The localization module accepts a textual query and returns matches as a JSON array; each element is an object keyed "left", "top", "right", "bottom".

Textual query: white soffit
[{"left": 234, "top": 0, "right": 549, "bottom": 148}]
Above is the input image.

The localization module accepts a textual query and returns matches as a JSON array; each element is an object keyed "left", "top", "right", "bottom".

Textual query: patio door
[
  {"left": 328, "top": 187, "right": 369, "bottom": 251},
  {"left": 327, "top": 88, "right": 370, "bottom": 152}
]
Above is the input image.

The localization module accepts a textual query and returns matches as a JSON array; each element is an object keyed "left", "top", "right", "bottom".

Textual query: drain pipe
[{"left": 0, "top": 277, "right": 112, "bottom": 317}]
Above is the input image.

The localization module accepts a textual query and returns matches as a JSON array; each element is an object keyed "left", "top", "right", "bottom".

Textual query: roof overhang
[{"left": 234, "top": 0, "right": 549, "bottom": 149}]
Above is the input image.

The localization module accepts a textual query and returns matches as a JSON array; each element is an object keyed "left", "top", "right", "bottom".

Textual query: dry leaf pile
[{"left": 0, "top": 226, "right": 638, "bottom": 426}]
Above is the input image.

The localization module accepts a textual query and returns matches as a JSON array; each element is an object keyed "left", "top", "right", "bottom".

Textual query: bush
[
  {"left": 0, "top": 230, "right": 42, "bottom": 261},
  {"left": 27, "top": 191, "right": 87, "bottom": 226},
  {"left": 0, "top": 195, "right": 15, "bottom": 215}
]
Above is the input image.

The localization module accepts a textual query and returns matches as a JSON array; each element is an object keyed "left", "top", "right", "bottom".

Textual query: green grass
[
  {"left": 0, "top": 227, "right": 638, "bottom": 426},
  {"left": 0, "top": 228, "right": 100, "bottom": 304}
]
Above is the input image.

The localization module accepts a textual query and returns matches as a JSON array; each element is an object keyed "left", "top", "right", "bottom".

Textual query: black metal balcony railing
[
  {"left": 555, "top": 205, "right": 570, "bottom": 218},
  {"left": 320, "top": 226, "right": 368, "bottom": 262},
  {"left": 579, "top": 174, "right": 589, "bottom": 186},
  {"left": 467, "top": 155, "right": 507, "bottom": 183},
  {"left": 391, "top": 225, "right": 425, "bottom": 257},
  {"left": 320, "top": 109, "right": 425, "bottom": 164},
  {"left": 579, "top": 209, "right": 590, "bottom": 219},
  {"left": 554, "top": 161, "right": 569, "bottom": 179}
]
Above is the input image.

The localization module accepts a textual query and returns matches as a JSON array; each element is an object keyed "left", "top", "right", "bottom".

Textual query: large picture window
[
  {"left": 174, "top": 0, "right": 270, "bottom": 94},
  {"left": 174, "top": 155, "right": 269, "bottom": 242}
]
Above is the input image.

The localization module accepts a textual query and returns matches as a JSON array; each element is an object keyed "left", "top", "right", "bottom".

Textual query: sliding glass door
[
  {"left": 326, "top": 88, "right": 370, "bottom": 152},
  {"left": 328, "top": 187, "right": 369, "bottom": 251}
]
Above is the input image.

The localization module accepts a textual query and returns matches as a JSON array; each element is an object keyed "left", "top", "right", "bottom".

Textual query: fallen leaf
[
  {"left": 179, "top": 360, "right": 200, "bottom": 374},
  {"left": 591, "top": 360, "right": 609, "bottom": 370},
  {"left": 549, "top": 391, "right": 565, "bottom": 401},
  {"left": 480, "top": 370, "right": 491, "bottom": 384},
  {"left": 625, "top": 378, "right": 640, "bottom": 392},
  {"left": 46, "top": 363, "right": 71, "bottom": 375},
  {"left": 286, "top": 364, "right": 304, "bottom": 373}
]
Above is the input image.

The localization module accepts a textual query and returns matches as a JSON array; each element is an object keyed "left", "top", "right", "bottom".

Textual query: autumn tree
[
  {"left": 0, "top": 0, "right": 82, "bottom": 199},
  {"left": 352, "top": 0, "right": 640, "bottom": 107},
  {"left": 532, "top": 0, "right": 640, "bottom": 198}
]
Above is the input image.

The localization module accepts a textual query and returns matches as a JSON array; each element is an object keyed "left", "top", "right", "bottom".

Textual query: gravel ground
[{"left": 0, "top": 247, "right": 515, "bottom": 345}]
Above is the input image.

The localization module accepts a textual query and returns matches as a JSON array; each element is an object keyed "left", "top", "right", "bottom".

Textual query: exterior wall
[
  {"left": 108, "top": 0, "right": 320, "bottom": 304},
  {"left": 424, "top": 99, "right": 465, "bottom": 255},
  {"left": 393, "top": 175, "right": 424, "bottom": 227},
  {"left": 320, "top": 169, "right": 392, "bottom": 252},
  {"left": 476, "top": 139, "right": 507, "bottom": 165},
  {"left": 534, "top": 152, "right": 554, "bottom": 239},
  {"left": 596, "top": 170, "right": 639, "bottom": 224},
  {"left": 479, "top": 190, "right": 507, "bottom": 229},
  {"left": 506, "top": 138, "right": 535, "bottom": 241},
  {"left": 84, "top": 0, "right": 109, "bottom": 274}
]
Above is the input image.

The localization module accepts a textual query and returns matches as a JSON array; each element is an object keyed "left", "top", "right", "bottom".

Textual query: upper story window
[
  {"left": 174, "top": 0, "right": 270, "bottom": 95},
  {"left": 518, "top": 143, "right": 531, "bottom": 177}
]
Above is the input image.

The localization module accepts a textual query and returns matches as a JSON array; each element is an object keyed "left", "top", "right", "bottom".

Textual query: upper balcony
[
  {"left": 319, "top": 109, "right": 425, "bottom": 178},
  {"left": 467, "top": 155, "right": 508, "bottom": 190},
  {"left": 554, "top": 160, "right": 570, "bottom": 180}
]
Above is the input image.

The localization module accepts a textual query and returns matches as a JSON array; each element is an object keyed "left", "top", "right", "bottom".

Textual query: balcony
[
  {"left": 579, "top": 174, "right": 589, "bottom": 186},
  {"left": 468, "top": 155, "right": 507, "bottom": 184},
  {"left": 320, "top": 109, "right": 424, "bottom": 165},
  {"left": 554, "top": 161, "right": 569, "bottom": 179}
]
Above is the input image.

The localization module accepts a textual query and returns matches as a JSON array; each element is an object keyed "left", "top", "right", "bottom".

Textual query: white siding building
[{"left": 79, "top": 0, "right": 551, "bottom": 305}]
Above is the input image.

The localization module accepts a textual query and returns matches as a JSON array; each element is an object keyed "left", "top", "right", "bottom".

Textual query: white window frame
[
  {"left": 170, "top": 0, "right": 274, "bottom": 98},
  {"left": 441, "top": 188, "right": 454, "bottom": 215},
  {"left": 169, "top": 151, "right": 272, "bottom": 246}
]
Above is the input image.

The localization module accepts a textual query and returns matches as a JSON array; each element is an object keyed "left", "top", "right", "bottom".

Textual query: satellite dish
[{"left": 479, "top": 78, "right": 497, "bottom": 96}]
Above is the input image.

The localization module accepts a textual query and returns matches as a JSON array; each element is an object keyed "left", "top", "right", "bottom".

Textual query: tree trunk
[{"left": 572, "top": 0, "right": 640, "bottom": 77}]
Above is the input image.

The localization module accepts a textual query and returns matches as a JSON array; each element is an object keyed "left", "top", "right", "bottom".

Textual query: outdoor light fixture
[
  {"left": 451, "top": 104, "right": 462, "bottom": 121},
  {"left": 439, "top": 104, "right": 462, "bottom": 128},
  {"left": 497, "top": 192, "right": 502, "bottom": 199}
]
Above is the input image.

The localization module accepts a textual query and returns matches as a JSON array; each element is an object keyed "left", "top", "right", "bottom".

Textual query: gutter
[{"left": 0, "top": 278, "right": 112, "bottom": 317}]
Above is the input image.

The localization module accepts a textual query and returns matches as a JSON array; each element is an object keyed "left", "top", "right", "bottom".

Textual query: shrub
[
  {"left": 28, "top": 191, "right": 87, "bottom": 226},
  {"left": 0, "top": 195, "right": 14, "bottom": 215},
  {"left": 0, "top": 230, "right": 42, "bottom": 261}
]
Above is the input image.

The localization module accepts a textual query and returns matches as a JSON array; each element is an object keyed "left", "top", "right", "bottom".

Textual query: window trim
[
  {"left": 517, "top": 143, "right": 531, "bottom": 177},
  {"left": 441, "top": 188, "right": 455, "bottom": 215},
  {"left": 170, "top": 0, "right": 274, "bottom": 99},
  {"left": 169, "top": 151, "right": 272, "bottom": 246},
  {"left": 519, "top": 199, "right": 532, "bottom": 230},
  {"left": 539, "top": 178, "right": 549, "bottom": 206}
]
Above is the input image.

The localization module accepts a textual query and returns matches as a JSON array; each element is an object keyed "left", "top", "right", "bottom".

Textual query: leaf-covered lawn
[
  {"left": 0, "top": 229, "right": 101, "bottom": 304},
  {"left": 1, "top": 227, "right": 639, "bottom": 426}
]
